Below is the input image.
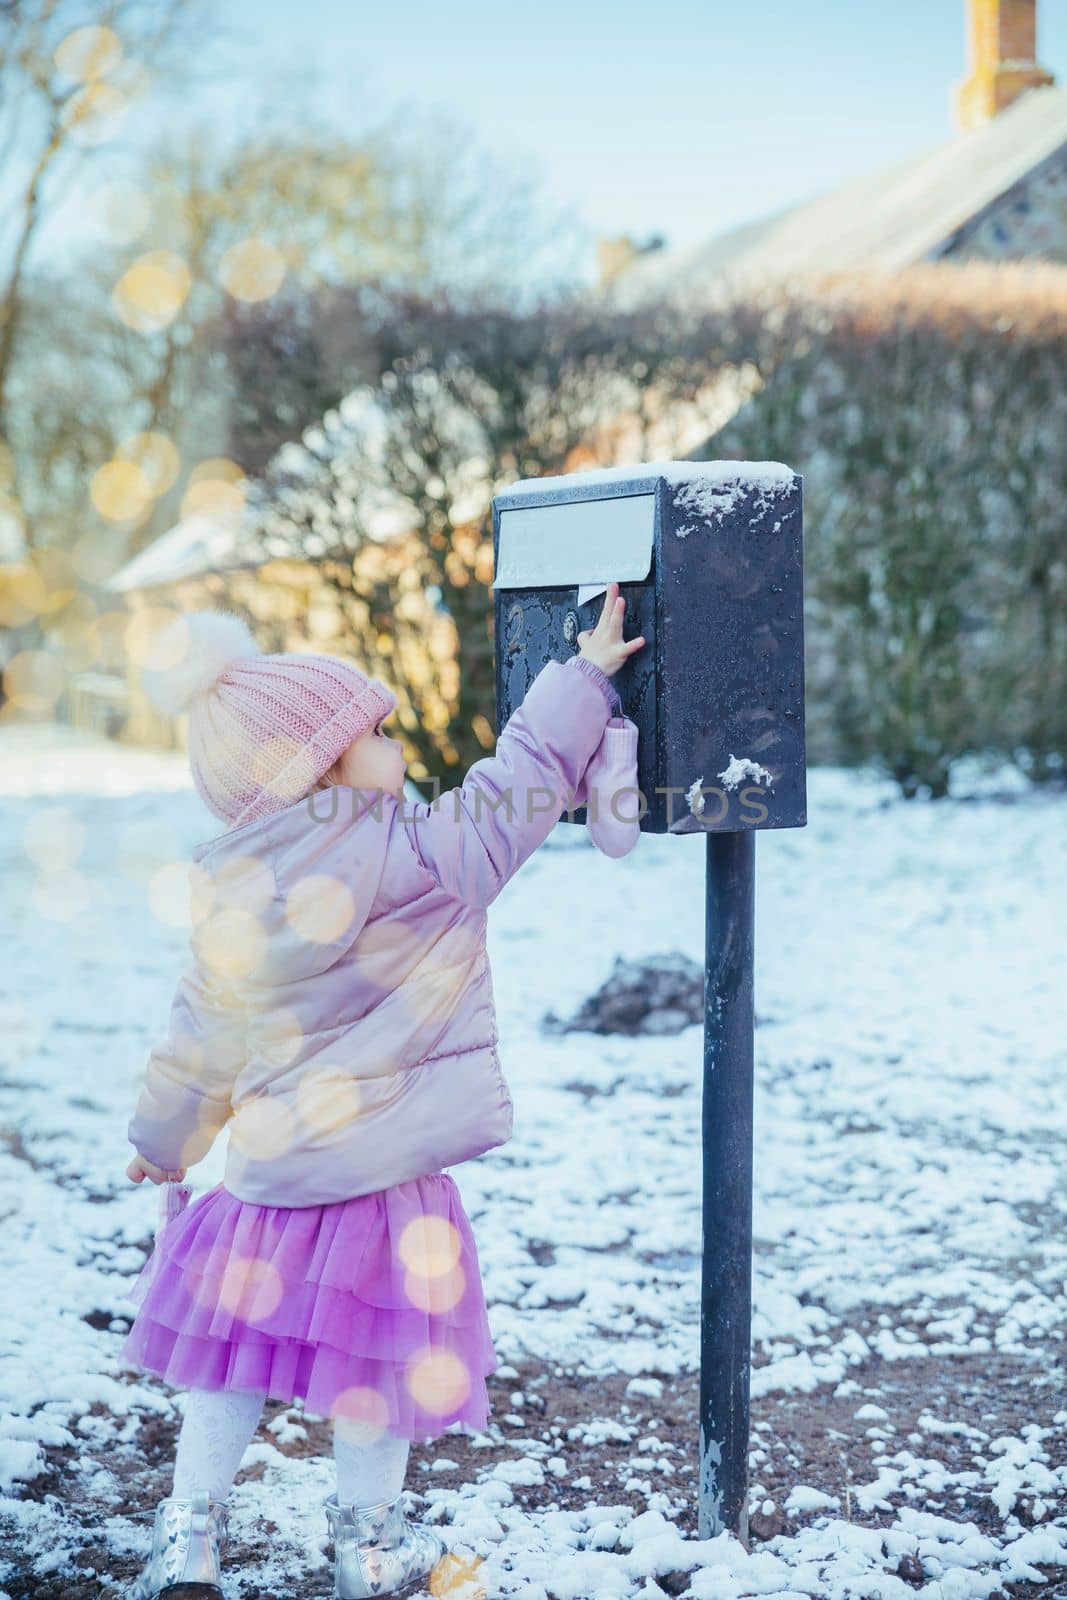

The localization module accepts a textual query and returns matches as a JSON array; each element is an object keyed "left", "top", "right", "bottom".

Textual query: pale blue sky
[
  {"left": 209, "top": 0, "right": 1067, "bottom": 254},
  {"left": 13, "top": 2, "right": 1067, "bottom": 284}
]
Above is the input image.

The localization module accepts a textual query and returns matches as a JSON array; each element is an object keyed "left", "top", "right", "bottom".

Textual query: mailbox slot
[{"left": 493, "top": 484, "right": 662, "bottom": 829}]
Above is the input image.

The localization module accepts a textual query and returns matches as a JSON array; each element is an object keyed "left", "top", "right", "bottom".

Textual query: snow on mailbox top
[
  {"left": 499, "top": 459, "right": 795, "bottom": 498},
  {"left": 492, "top": 459, "right": 796, "bottom": 588}
]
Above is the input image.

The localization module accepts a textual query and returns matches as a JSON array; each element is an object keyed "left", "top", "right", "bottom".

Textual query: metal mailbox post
[{"left": 490, "top": 460, "right": 806, "bottom": 1542}]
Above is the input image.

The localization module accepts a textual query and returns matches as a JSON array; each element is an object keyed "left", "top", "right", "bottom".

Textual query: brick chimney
[
  {"left": 596, "top": 232, "right": 666, "bottom": 291},
  {"left": 955, "top": 0, "right": 1054, "bottom": 129}
]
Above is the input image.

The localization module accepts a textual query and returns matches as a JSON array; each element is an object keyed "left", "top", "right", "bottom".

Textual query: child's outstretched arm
[
  {"left": 404, "top": 581, "right": 644, "bottom": 907},
  {"left": 126, "top": 952, "right": 245, "bottom": 1180}
]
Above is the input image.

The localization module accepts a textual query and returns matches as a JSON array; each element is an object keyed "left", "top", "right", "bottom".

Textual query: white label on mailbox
[{"left": 494, "top": 494, "right": 654, "bottom": 589}]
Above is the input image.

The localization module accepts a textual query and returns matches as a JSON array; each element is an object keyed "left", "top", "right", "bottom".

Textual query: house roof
[
  {"left": 104, "top": 510, "right": 270, "bottom": 593},
  {"left": 613, "top": 84, "right": 1067, "bottom": 304}
]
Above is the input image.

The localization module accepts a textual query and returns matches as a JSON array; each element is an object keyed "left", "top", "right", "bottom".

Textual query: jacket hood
[{"left": 189, "top": 785, "right": 399, "bottom": 986}]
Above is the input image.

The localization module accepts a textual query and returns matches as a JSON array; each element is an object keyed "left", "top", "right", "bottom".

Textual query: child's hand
[
  {"left": 127, "top": 1154, "right": 186, "bottom": 1185},
  {"left": 577, "top": 582, "right": 646, "bottom": 677}
]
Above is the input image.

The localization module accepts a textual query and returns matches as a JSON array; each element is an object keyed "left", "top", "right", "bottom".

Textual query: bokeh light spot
[
  {"left": 90, "top": 458, "right": 153, "bottom": 524},
  {"left": 3, "top": 650, "right": 65, "bottom": 712},
  {"left": 331, "top": 1385, "right": 391, "bottom": 1448},
  {"left": 398, "top": 1216, "right": 462, "bottom": 1279},
  {"left": 229, "top": 1095, "right": 295, "bottom": 1162},
  {"left": 194, "top": 907, "right": 267, "bottom": 980},
  {"left": 285, "top": 874, "right": 356, "bottom": 944},
  {"left": 218, "top": 1256, "right": 284, "bottom": 1323},
  {"left": 54, "top": 24, "right": 122, "bottom": 82},
  {"left": 296, "top": 1068, "right": 362, "bottom": 1136},
  {"left": 0, "top": 563, "right": 47, "bottom": 628},
  {"left": 219, "top": 237, "right": 287, "bottom": 303},
  {"left": 113, "top": 251, "right": 191, "bottom": 332},
  {"left": 404, "top": 1349, "right": 471, "bottom": 1417}
]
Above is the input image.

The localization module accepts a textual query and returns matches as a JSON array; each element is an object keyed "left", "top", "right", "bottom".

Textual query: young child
[{"left": 119, "top": 586, "right": 644, "bottom": 1599}]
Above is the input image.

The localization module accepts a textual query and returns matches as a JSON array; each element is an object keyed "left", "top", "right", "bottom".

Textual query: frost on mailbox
[{"left": 491, "top": 460, "right": 806, "bottom": 835}]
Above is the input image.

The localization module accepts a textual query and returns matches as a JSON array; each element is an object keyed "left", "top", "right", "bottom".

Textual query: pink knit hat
[{"left": 140, "top": 610, "right": 397, "bottom": 830}]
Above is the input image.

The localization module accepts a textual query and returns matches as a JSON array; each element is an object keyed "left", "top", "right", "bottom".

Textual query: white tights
[{"left": 171, "top": 1386, "right": 411, "bottom": 1508}]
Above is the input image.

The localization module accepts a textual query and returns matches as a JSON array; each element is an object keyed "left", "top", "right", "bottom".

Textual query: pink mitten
[
  {"left": 159, "top": 1177, "right": 192, "bottom": 1231},
  {"left": 572, "top": 716, "right": 640, "bottom": 857}
]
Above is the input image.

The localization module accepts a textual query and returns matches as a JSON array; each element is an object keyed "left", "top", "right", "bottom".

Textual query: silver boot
[
  {"left": 125, "top": 1488, "right": 229, "bottom": 1598},
  {"left": 323, "top": 1490, "right": 447, "bottom": 1598}
]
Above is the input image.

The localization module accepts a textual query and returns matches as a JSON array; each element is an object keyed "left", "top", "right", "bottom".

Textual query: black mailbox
[{"left": 491, "top": 461, "right": 806, "bottom": 834}]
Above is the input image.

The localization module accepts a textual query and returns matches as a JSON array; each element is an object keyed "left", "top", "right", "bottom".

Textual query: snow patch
[
  {"left": 718, "top": 755, "right": 774, "bottom": 791},
  {"left": 785, "top": 1484, "right": 841, "bottom": 1514},
  {"left": 672, "top": 466, "right": 793, "bottom": 538}
]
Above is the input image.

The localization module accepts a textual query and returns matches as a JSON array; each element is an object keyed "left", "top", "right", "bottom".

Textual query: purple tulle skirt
[{"left": 119, "top": 1172, "right": 499, "bottom": 1444}]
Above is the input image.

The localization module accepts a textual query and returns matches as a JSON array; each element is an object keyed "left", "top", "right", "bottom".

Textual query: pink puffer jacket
[{"left": 127, "top": 654, "right": 626, "bottom": 1206}]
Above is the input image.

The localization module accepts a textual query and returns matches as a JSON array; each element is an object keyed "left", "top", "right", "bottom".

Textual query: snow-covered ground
[{"left": 0, "top": 723, "right": 1064, "bottom": 1598}]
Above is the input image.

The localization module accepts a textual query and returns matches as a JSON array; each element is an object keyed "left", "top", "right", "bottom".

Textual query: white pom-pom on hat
[{"left": 141, "top": 609, "right": 261, "bottom": 716}]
